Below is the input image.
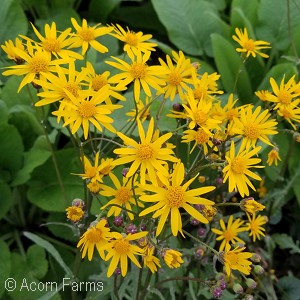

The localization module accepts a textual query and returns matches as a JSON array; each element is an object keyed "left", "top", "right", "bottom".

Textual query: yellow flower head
[
  {"left": 277, "top": 101, "right": 300, "bottom": 130},
  {"left": 246, "top": 213, "right": 267, "bottom": 242},
  {"left": 240, "top": 198, "right": 265, "bottom": 215},
  {"left": 211, "top": 215, "right": 247, "bottom": 251},
  {"left": 222, "top": 141, "right": 264, "bottom": 197},
  {"left": 66, "top": 206, "right": 84, "bottom": 222},
  {"left": 110, "top": 24, "right": 157, "bottom": 56},
  {"left": 139, "top": 160, "right": 215, "bottom": 237},
  {"left": 162, "top": 249, "right": 184, "bottom": 269},
  {"left": 1, "top": 38, "right": 25, "bottom": 64},
  {"left": 126, "top": 96, "right": 152, "bottom": 122},
  {"left": 232, "top": 28, "right": 271, "bottom": 58},
  {"left": 267, "top": 147, "right": 282, "bottom": 166},
  {"left": 103, "top": 231, "right": 148, "bottom": 277},
  {"left": 202, "top": 205, "right": 218, "bottom": 221},
  {"left": 113, "top": 117, "right": 177, "bottom": 185},
  {"left": 143, "top": 246, "right": 161, "bottom": 273},
  {"left": 77, "top": 219, "right": 112, "bottom": 260}
]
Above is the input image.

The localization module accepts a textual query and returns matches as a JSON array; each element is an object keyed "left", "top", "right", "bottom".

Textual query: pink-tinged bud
[
  {"left": 113, "top": 216, "right": 124, "bottom": 227},
  {"left": 190, "top": 218, "right": 200, "bottom": 226},
  {"left": 253, "top": 265, "right": 264, "bottom": 275},
  {"left": 215, "top": 177, "right": 223, "bottom": 185},
  {"left": 140, "top": 224, "right": 147, "bottom": 231},
  {"left": 197, "top": 227, "right": 206, "bottom": 237},
  {"left": 115, "top": 267, "right": 121, "bottom": 276},
  {"left": 126, "top": 223, "right": 138, "bottom": 234},
  {"left": 233, "top": 283, "right": 244, "bottom": 294},
  {"left": 250, "top": 253, "right": 261, "bottom": 263},
  {"left": 245, "top": 278, "right": 257, "bottom": 290},
  {"left": 212, "top": 286, "right": 223, "bottom": 299},
  {"left": 172, "top": 103, "right": 183, "bottom": 111},
  {"left": 122, "top": 168, "right": 129, "bottom": 177},
  {"left": 72, "top": 198, "right": 85, "bottom": 208}
]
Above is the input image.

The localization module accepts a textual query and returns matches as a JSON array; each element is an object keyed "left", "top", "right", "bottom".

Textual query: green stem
[
  {"left": 113, "top": 275, "right": 120, "bottom": 300},
  {"left": 138, "top": 269, "right": 152, "bottom": 300},
  {"left": 135, "top": 263, "right": 143, "bottom": 300}
]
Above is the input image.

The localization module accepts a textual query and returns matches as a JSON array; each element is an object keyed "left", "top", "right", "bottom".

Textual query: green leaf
[
  {"left": 23, "top": 231, "right": 73, "bottom": 277},
  {"left": 27, "top": 148, "right": 84, "bottom": 212},
  {"left": 0, "top": 101, "right": 8, "bottom": 125},
  {"left": 230, "top": 0, "right": 258, "bottom": 29},
  {"left": 205, "top": 0, "right": 226, "bottom": 11},
  {"left": 272, "top": 233, "right": 300, "bottom": 254},
  {"left": 211, "top": 33, "right": 252, "bottom": 101},
  {"left": 0, "top": 0, "right": 28, "bottom": 44},
  {"left": 278, "top": 276, "right": 300, "bottom": 300},
  {"left": 27, "top": 245, "right": 48, "bottom": 279},
  {"left": 88, "top": 0, "right": 121, "bottom": 22},
  {"left": 152, "top": 0, "right": 229, "bottom": 56},
  {"left": 0, "top": 240, "right": 11, "bottom": 298},
  {"left": 12, "top": 136, "right": 52, "bottom": 186},
  {"left": 0, "top": 182, "right": 13, "bottom": 220}
]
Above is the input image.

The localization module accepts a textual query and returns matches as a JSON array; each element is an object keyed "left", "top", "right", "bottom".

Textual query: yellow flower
[
  {"left": 277, "top": 101, "right": 300, "bottom": 130},
  {"left": 267, "top": 147, "right": 282, "bottom": 166},
  {"left": 211, "top": 215, "right": 247, "bottom": 251},
  {"left": 68, "top": 18, "right": 113, "bottom": 55},
  {"left": 257, "top": 180, "right": 267, "bottom": 198},
  {"left": 110, "top": 24, "right": 157, "bottom": 56},
  {"left": 246, "top": 213, "right": 267, "bottom": 242},
  {"left": 106, "top": 51, "right": 165, "bottom": 101},
  {"left": 139, "top": 160, "right": 215, "bottom": 236},
  {"left": 87, "top": 181, "right": 102, "bottom": 194},
  {"left": 232, "top": 28, "right": 271, "bottom": 58},
  {"left": 221, "top": 246, "right": 252, "bottom": 276},
  {"left": 234, "top": 105, "right": 278, "bottom": 150},
  {"left": 52, "top": 85, "right": 121, "bottom": 139},
  {"left": 99, "top": 173, "right": 144, "bottom": 220},
  {"left": 162, "top": 249, "right": 184, "bottom": 269},
  {"left": 255, "top": 90, "right": 273, "bottom": 102},
  {"left": 66, "top": 206, "right": 84, "bottom": 222},
  {"left": 103, "top": 231, "right": 148, "bottom": 277},
  {"left": 126, "top": 96, "right": 152, "bottom": 122},
  {"left": 1, "top": 38, "right": 25, "bottom": 64},
  {"left": 143, "top": 246, "right": 161, "bottom": 273},
  {"left": 22, "top": 22, "right": 83, "bottom": 60},
  {"left": 222, "top": 141, "right": 264, "bottom": 197},
  {"left": 202, "top": 205, "right": 218, "bottom": 221},
  {"left": 157, "top": 50, "right": 196, "bottom": 101},
  {"left": 2, "top": 41, "right": 71, "bottom": 92},
  {"left": 77, "top": 219, "right": 112, "bottom": 260},
  {"left": 240, "top": 198, "right": 265, "bottom": 215},
  {"left": 113, "top": 117, "right": 177, "bottom": 185}
]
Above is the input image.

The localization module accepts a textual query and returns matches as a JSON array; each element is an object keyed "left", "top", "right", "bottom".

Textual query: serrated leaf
[
  {"left": 152, "top": 0, "right": 229, "bottom": 56},
  {"left": 0, "top": 240, "right": 11, "bottom": 298},
  {"left": 272, "top": 233, "right": 300, "bottom": 254}
]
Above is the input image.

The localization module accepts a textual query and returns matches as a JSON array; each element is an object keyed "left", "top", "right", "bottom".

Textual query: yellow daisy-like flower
[
  {"left": 234, "top": 105, "right": 278, "bottom": 150},
  {"left": 246, "top": 213, "right": 267, "bottom": 242},
  {"left": 267, "top": 147, "right": 282, "bottom": 166},
  {"left": 257, "top": 179, "right": 267, "bottom": 198},
  {"left": 34, "top": 61, "right": 88, "bottom": 106},
  {"left": 2, "top": 41, "right": 71, "bottom": 92},
  {"left": 139, "top": 160, "right": 215, "bottom": 236},
  {"left": 157, "top": 50, "right": 196, "bottom": 101},
  {"left": 106, "top": 51, "right": 165, "bottom": 101},
  {"left": 98, "top": 157, "right": 115, "bottom": 177},
  {"left": 143, "top": 246, "right": 161, "bottom": 273},
  {"left": 21, "top": 22, "right": 83, "bottom": 60},
  {"left": 277, "top": 101, "right": 300, "bottom": 130},
  {"left": 223, "top": 141, "right": 264, "bottom": 197},
  {"left": 103, "top": 231, "right": 148, "bottom": 277},
  {"left": 221, "top": 246, "right": 252, "bottom": 276},
  {"left": 202, "top": 205, "right": 218, "bottom": 221},
  {"left": 110, "top": 24, "right": 157, "bottom": 56},
  {"left": 66, "top": 206, "right": 84, "bottom": 222},
  {"left": 1, "top": 38, "right": 25, "bottom": 64},
  {"left": 99, "top": 173, "right": 144, "bottom": 220},
  {"left": 232, "top": 28, "right": 271, "bottom": 58},
  {"left": 126, "top": 96, "right": 152, "bottom": 122},
  {"left": 87, "top": 181, "right": 102, "bottom": 194},
  {"left": 211, "top": 215, "right": 247, "bottom": 251},
  {"left": 255, "top": 89, "right": 273, "bottom": 102},
  {"left": 77, "top": 219, "right": 112, "bottom": 260},
  {"left": 240, "top": 198, "right": 265, "bottom": 215},
  {"left": 113, "top": 117, "right": 177, "bottom": 185},
  {"left": 162, "top": 249, "right": 184, "bottom": 269},
  {"left": 68, "top": 18, "right": 113, "bottom": 55},
  {"left": 52, "top": 85, "right": 121, "bottom": 139}
]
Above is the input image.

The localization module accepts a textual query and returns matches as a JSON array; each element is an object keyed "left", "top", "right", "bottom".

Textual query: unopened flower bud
[
  {"left": 115, "top": 267, "right": 121, "bottom": 276},
  {"left": 172, "top": 103, "right": 183, "bottom": 111},
  {"left": 212, "top": 286, "right": 223, "bottom": 299},
  {"left": 215, "top": 273, "right": 225, "bottom": 281},
  {"left": 140, "top": 224, "right": 147, "bottom": 231},
  {"left": 198, "top": 175, "right": 206, "bottom": 183},
  {"left": 250, "top": 253, "right": 261, "bottom": 263},
  {"left": 233, "top": 283, "right": 244, "bottom": 294},
  {"left": 253, "top": 265, "right": 264, "bottom": 275},
  {"left": 197, "top": 227, "right": 206, "bottom": 237},
  {"left": 190, "top": 218, "right": 200, "bottom": 226},
  {"left": 122, "top": 168, "right": 129, "bottom": 177},
  {"left": 217, "top": 279, "right": 226, "bottom": 290},
  {"left": 126, "top": 223, "right": 138, "bottom": 234},
  {"left": 245, "top": 278, "right": 257, "bottom": 289},
  {"left": 195, "top": 247, "right": 205, "bottom": 259},
  {"left": 72, "top": 198, "right": 85, "bottom": 208},
  {"left": 242, "top": 294, "right": 254, "bottom": 300},
  {"left": 215, "top": 177, "right": 223, "bottom": 185},
  {"left": 113, "top": 216, "right": 124, "bottom": 227}
]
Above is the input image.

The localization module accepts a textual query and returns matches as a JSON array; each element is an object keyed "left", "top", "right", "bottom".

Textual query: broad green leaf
[
  {"left": 288, "top": 142, "right": 300, "bottom": 205},
  {"left": 278, "top": 276, "right": 300, "bottom": 300},
  {"left": 0, "top": 101, "right": 8, "bottom": 125},
  {"left": 27, "top": 245, "right": 48, "bottom": 279},
  {"left": 12, "top": 136, "right": 52, "bottom": 186},
  {"left": 205, "top": 0, "right": 226, "bottom": 11},
  {"left": 152, "top": 0, "right": 229, "bottom": 56},
  {"left": 0, "top": 240, "right": 11, "bottom": 298},
  {"left": 257, "top": 0, "right": 300, "bottom": 51},
  {"left": 273, "top": 233, "right": 300, "bottom": 254},
  {"left": 23, "top": 231, "right": 73, "bottom": 277},
  {"left": 0, "top": 182, "right": 13, "bottom": 220},
  {"left": 211, "top": 33, "right": 252, "bottom": 101},
  {"left": 0, "top": 0, "right": 28, "bottom": 44},
  {"left": 88, "top": 0, "right": 121, "bottom": 22},
  {"left": 27, "top": 148, "right": 84, "bottom": 212},
  {"left": 230, "top": 0, "right": 258, "bottom": 29}
]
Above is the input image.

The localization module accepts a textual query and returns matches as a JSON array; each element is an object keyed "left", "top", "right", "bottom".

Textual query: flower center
[
  {"left": 61, "top": 83, "right": 80, "bottom": 100},
  {"left": 168, "top": 70, "right": 182, "bottom": 86},
  {"left": 244, "top": 123, "right": 260, "bottom": 139},
  {"left": 278, "top": 91, "right": 292, "bottom": 105},
  {"left": 194, "top": 111, "right": 208, "bottom": 125},
  {"left": 223, "top": 229, "right": 235, "bottom": 241},
  {"left": 194, "top": 88, "right": 207, "bottom": 100},
  {"left": 166, "top": 186, "right": 185, "bottom": 208},
  {"left": 116, "top": 187, "right": 132, "bottom": 204},
  {"left": 114, "top": 239, "right": 130, "bottom": 254},
  {"left": 244, "top": 39, "right": 255, "bottom": 51},
  {"left": 130, "top": 62, "right": 147, "bottom": 79},
  {"left": 195, "top": 128, "right": 209, "bottom": 144},
  {"left": 29, "top": 55, "right": 49, "bottom": 74},
  {"left": 92, "top": 75, "right": 107, "bottom": 91},
  {"left": 43, "top": 38, "right": 61, "bottom": 53},
  {"left": 78, "top": 101, "right": 96, "bottom": 118},
  {"left": 125, "top": 32, "right": 138, "bottom": 46},
  {"left": 79, "top": 28, "right": 95, "bottom": 41},
  {"left": 249, "top": 220, "right": 259, "bottom": 232},
  {"left": 86, "top": 227, "right": 103, "bottom": 243},
  {"left": 137, "top": 144, "right": 154, "bottom": 161},
  {"left": 231, "top": 157, "right": 246, "bottom": 174},
  {"left": 225, "top": 252, "right": 238, "bottom": 265},
  {"left": 86, "top": 166, "right": 97, "bottom": 178},
  {"left": 280, "top": 108, "right": 292, "bottom": 119}
]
